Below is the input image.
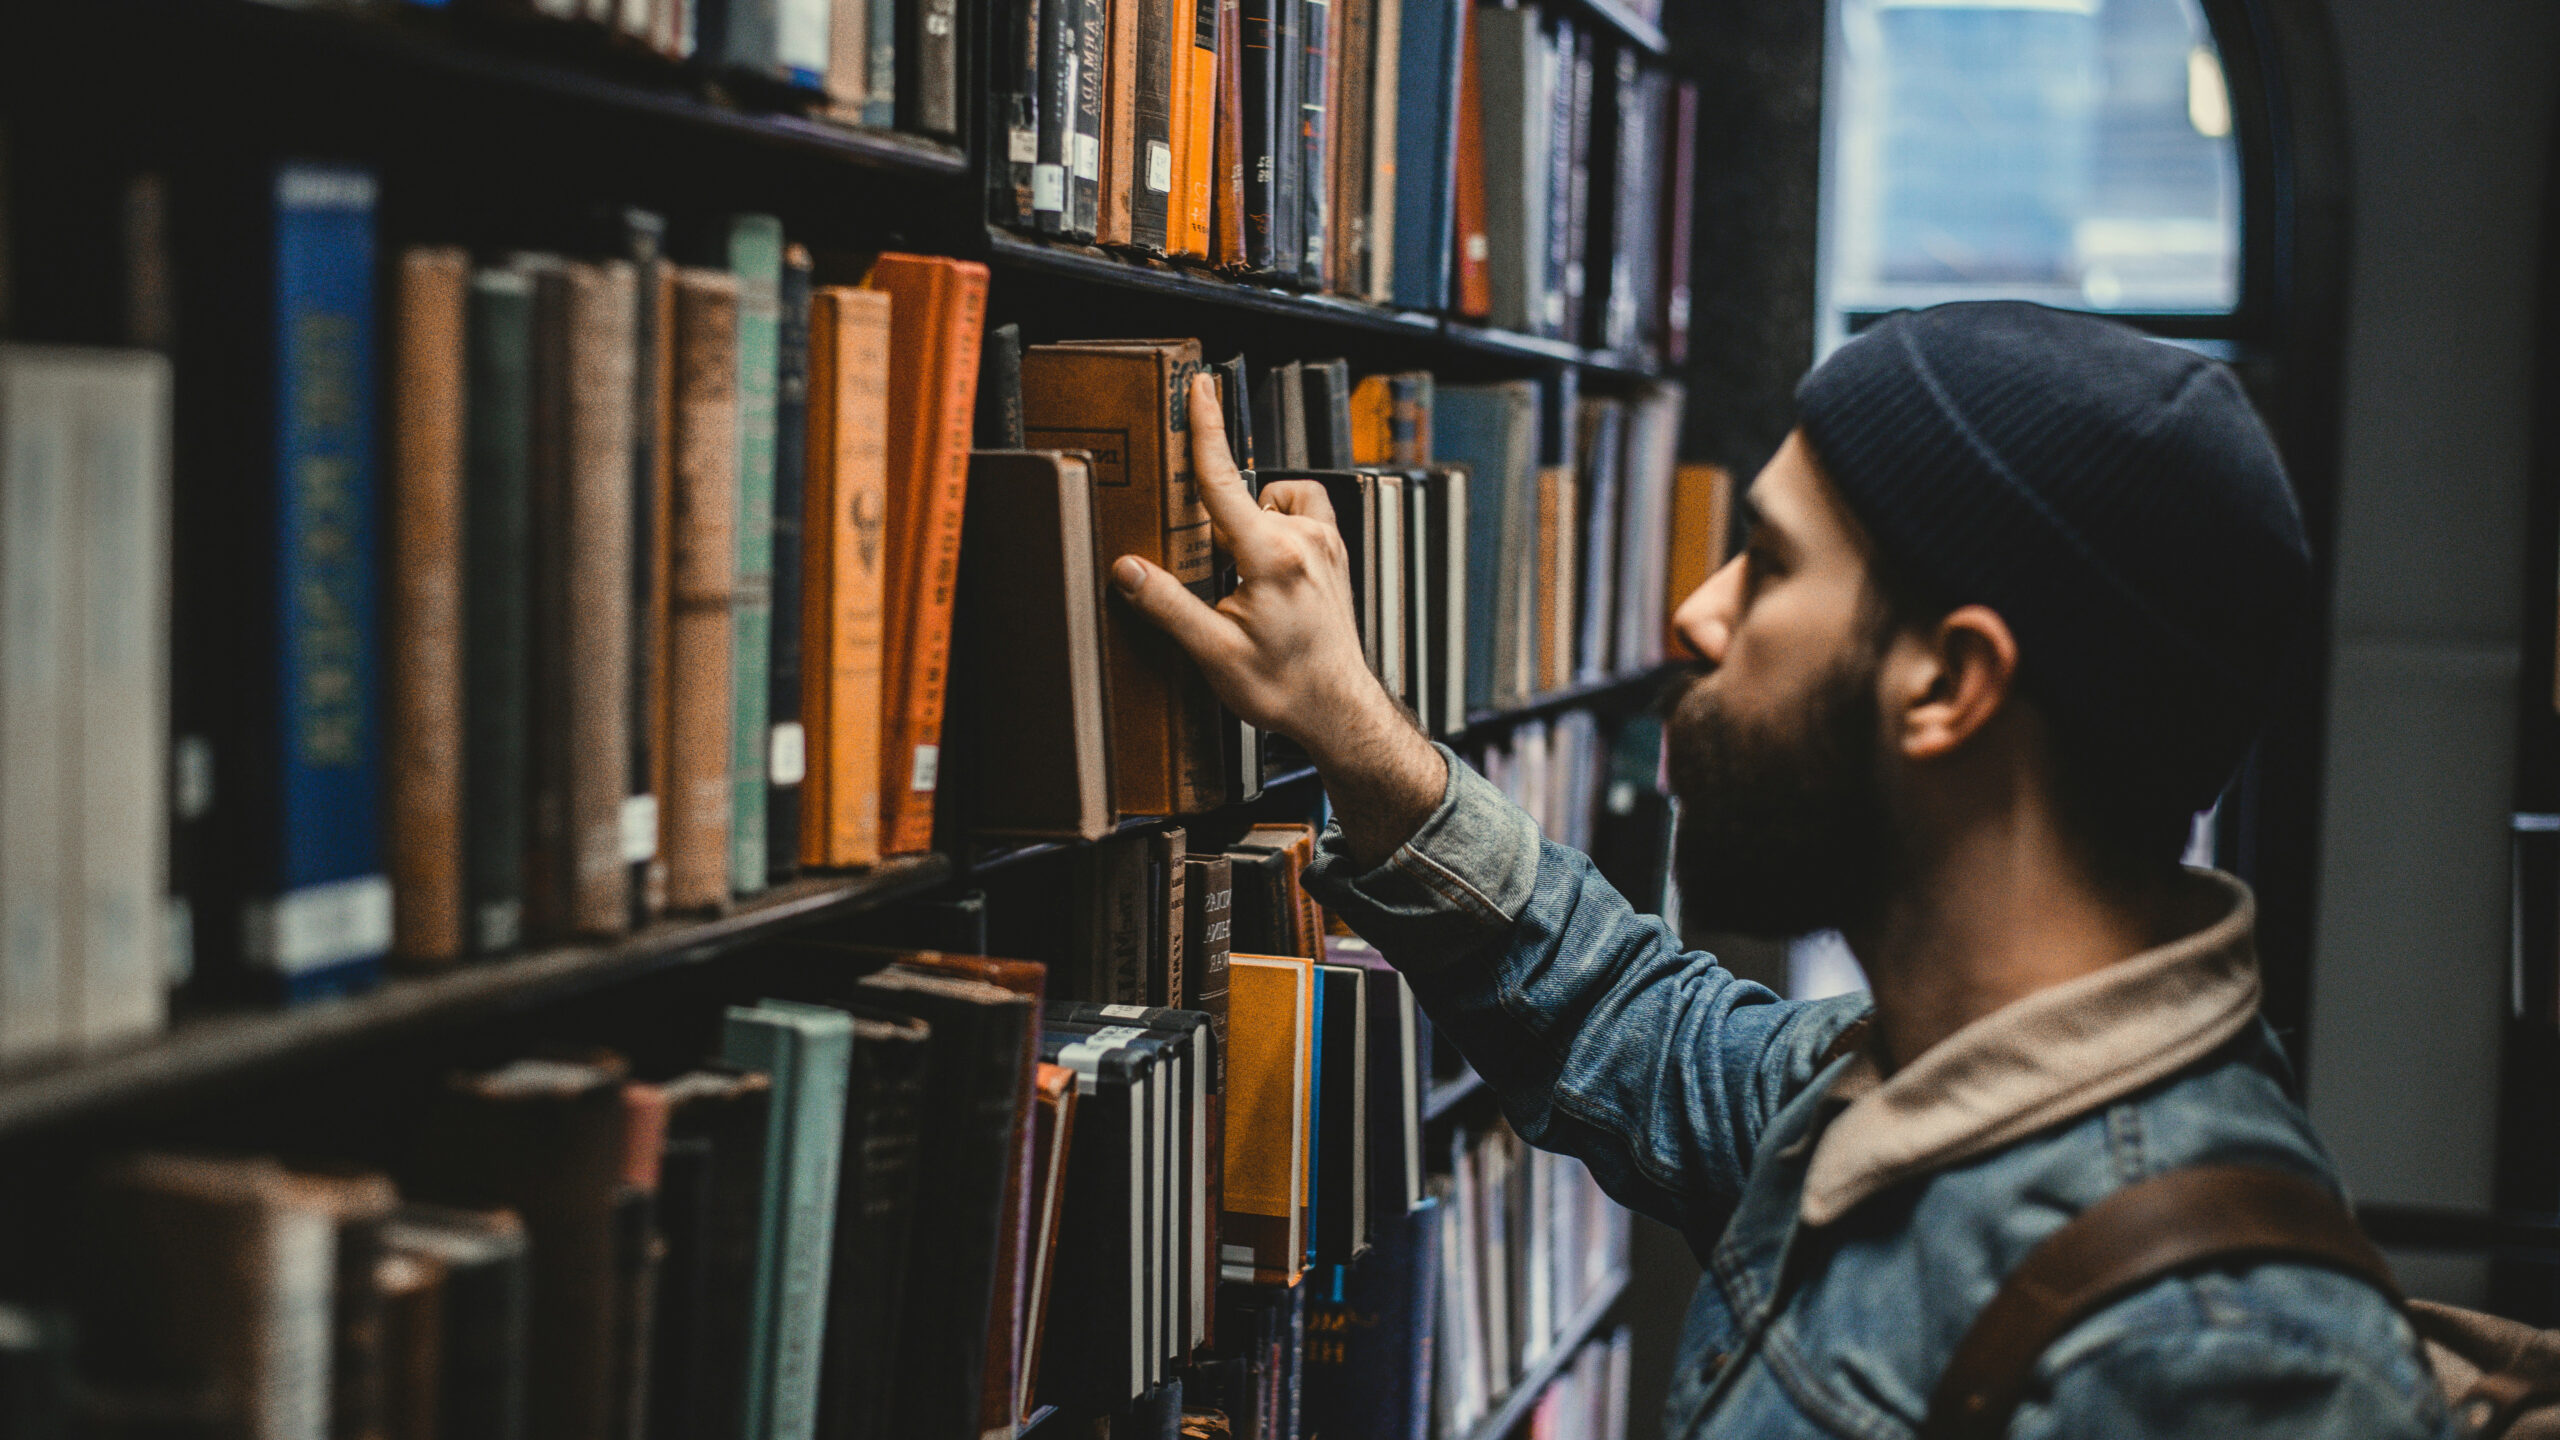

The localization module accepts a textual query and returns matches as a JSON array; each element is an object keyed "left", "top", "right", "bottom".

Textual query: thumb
[{"left": 1112, "top": 555, "right": 1244, "bottom": 665}]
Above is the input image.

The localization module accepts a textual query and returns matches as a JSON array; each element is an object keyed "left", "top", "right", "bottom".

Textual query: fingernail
[{"left": 1113, "top": 556, "right": 1146, "bottom": 591}]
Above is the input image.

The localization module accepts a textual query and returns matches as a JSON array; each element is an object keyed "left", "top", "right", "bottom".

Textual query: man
[{"left": 1109, "top": 303, "right": 2448, "bottom": 1437}]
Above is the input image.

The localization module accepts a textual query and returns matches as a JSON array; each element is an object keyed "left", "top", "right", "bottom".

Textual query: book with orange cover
[
  {"left": 799, "top": 285, "right": 892, "bottom": 868},
  {"left": 1350, "top": 373, "right": 1394, "bottom": 466},
  {"left": 1663, "top": 462, "right": 1734, "bottom": 652},
  {"left": 1021, "top": 340, "right": 1225, "bottom": 816},
  {"left": 856, "top": 253, "right": 989, "bottom": 855},
  {"left": 1223, "top": 953, "right": 1311, "bottom": 1284},
  {"left": 1021, "top": 1062, "right": 1079, "bottom": 1416},
  {"left": 389, "top": 246, "right": 469, "bottom": 966},
  {"left": 665, "top": 268, "right": 740, "bottom": 910},
  {"left": 1451, "top": 0, "right": 1492, "bottom": 318}
]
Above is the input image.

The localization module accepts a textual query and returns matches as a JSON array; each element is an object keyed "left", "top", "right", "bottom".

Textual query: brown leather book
[
  {"left": 1022, "top": 340, "right": 1224, "bottom": 816},
  {"left": 389, "top": 245, "right": 470, "bottom": 967},
  {"left": 1535, "top": 462, "right": 1576, "bottom": 694},
  {"left": 1663, "top": 462, "right": 1733, "bottom": 651},
  {"left": 857, "top": 253, "right": 989, "bottom": 855},
  {"left": 376, "top": 1248, "right": 446, "bottom": 1440},
  {"left": 1211, "top": 0, "right": 1249, "bottom": 267},
  {"left": 958, "top": 450, "right": 1112, "bottom": 841},
  {"left": 1100, "top": 0, "right": 1141, "bottom": 245},
  {"left": 800, "top": 286, "right": 892, "bottom": 868},
  {"left": 1451, "top": 0, "right": 1492, "bottom": 318},
  {"left": 409, "top": 1052, "right": 632, "bottom": 1440},
  {"left": 1234, "top": 822, "right": 1324, "bottom": 958},
  {"left": 666, "top": 269, "right": 741, "bottom": 911},
  {"left": 1329, "top": 0, "right": 1373, "bottom": 295}
]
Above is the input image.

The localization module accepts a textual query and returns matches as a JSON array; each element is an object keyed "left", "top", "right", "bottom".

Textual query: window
[{"left": 1819, "top": 0, "right": 2242, "bottom": 351}]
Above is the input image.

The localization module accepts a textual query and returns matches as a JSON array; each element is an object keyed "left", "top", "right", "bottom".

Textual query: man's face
[{"left": 1664, "top": 431, "right": 1896, "bottom": 939}]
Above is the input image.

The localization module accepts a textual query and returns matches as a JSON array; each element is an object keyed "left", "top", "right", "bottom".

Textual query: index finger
[{"left": 1188, "top": 372, "right": 1275, "bottom": 560}]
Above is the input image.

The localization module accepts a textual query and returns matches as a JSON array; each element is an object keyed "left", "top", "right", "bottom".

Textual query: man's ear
[{"left": 1884, "top": 604, "right": 2020, "bottom": 762}]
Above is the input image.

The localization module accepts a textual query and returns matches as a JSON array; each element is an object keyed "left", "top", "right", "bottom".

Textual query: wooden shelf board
[
  {"left": 1461, "top": 666, "right": 1682, "bottom": 737},
  {"left": 1455, "top": 1268, "right": 1633, "bottom": 1440},
  {"left": 0, "top": 855, "right": 952, "bottom": 1142}
]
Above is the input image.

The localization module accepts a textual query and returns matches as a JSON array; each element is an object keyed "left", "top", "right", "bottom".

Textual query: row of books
[
  {"left": 1518, "top": 1328, "right": 1634, "bottom": 1440},
  {"left": 1472, "top": 707, "right": 1679, "bottom": 924},
  {"left": 987, "top": 0, "right": 1699, "bottom": 363},
  {"left": 272, "top": 0, "right": 963, "bottom": 136}
]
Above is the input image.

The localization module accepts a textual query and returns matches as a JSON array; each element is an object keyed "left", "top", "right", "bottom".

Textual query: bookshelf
[
  {"left": 1457, "top": 1269, "right": 1632, "bottom": 1440},
  {"left": 1424, "top": 1066, "right": 1489, "bottom": 1122}
]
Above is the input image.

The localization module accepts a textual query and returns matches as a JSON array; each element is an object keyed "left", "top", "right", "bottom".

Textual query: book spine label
[
  {"left": 767, "top": 247, "right": 813, "bottom": 885},
  {"left": 389, "top": 249, "right": 470, "bottom": 965},
  {"left": 565, "top": 263, "right": 637, "bottom": 935},
  {"left": 728, "top": 218, "right": 782, "bottom": 896},
  {"left": 668, "top": 273, "right": 740, "bottom": 909},
  {"left": 465, "top": 270, "right": 536, "bottom": 953},
  {"left": 261, "top": 164, "right": 388, "bottom": 990},
  {"left": 778, "top": 0, "right": 830, "bottom": 88}
]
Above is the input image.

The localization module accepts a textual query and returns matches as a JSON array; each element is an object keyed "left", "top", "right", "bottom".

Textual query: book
[
  {"left": 170, "top": 161, "right": 387, "bottom": 1002},
  {"left": 1297, "top": 0, "right": 1333, "bottom": 286},
  {"left": 1534, "top": 463, "right": 1575, "bottom": 693},
  {"left": 375, "top": 1251, "right": 441, "bottom": 1440},
  {"left": 1300, "top": 359, "right": 1354, "bottom": 469},
  {"left": 863, "top": 0, "right": 897, "bottom": 124},
  {"left": 1573, "top": 397, "right": 1625, "bottom": 682},
  {"left": 957, "top": 450, "right": 1112, "bottom": 840},
  {"left": 1661, "top": 80, "right": 1699, "bottom": 366},
  {"left": 721, "top": 1001, "right": 855, "bottom": 1440},
  {"left": 1426, "top": 464, "right": 1470, "bottom": 736},
  {"left": 384, "top": 1203, "right": 532, "bottom": 1440},
  {"left": 1133, "top": 0, "right": 1180, "bottom": 254},
  {"left": 822, "top": 0, "right": 872, "bottom": 123},
  {"left": 1022, "top": 340, "right": 1223, "bottom": 816},
  {"left": 768, "top": 243, "right": 815, "bottom": 886},
  {"left": 799, "top": 285, "right": 891, "bottom": 868},
  {"left": 1662, "top": 462, "right": 1733, "bottom": 652},
  {"left": 1329, "top": 0, "right": 1373, "bottom": 295},
  {"left": 1364, "top": 0, "right": 1403, "bottom": 303},
  {"left": 850, "top": 966, "right": 1035, "bottom": 1439},
  {"left": 700, "top": 0, "right": 830, "bottom": 92},
  {"left": 977, "top": 321, "right": 1026, "bottom": 450},
  {"left": 1324, "top": 937, "right": 1423, "bottom": 1225},
  {"left": 808, "top": 1010, "right": 931, "bottom": 1440},
  {"left": 620, "top": 213, "right": 678, "bottom": 924},
  {"left": 1433, "top": 381, "right": 1536, "bottom": 714},
  {"left": 722, "top": 217, "right": 783, "bottom": 898},
  {"left": 1182, "top": 855, "right": 1234, "bottom": 1078},
  {"left": 901, "top": 0, "right": 961, "bottom": 132},
  {"left": 1450, "top": 0, "right": 1492, "bottom": 317},
  {"left": 1033, "top": 0, "right": 1075, "bottom": 234},
  {"left": 1071, "top": 0, "right": 1110, "bottom": 240},
  {"left": 1165, "top": 0, "right": 1205, "bottom": 258},
  {"left": 1555, "top": 22, "right": 1593, "bottom": 344},
  {"left": 1475, "top": 6, "right": 1548, "bottom": 336},
  {"left": 996, "top": 0, "right": 1043, "bottom": 229},
  {"left": 1302, "top": 1195, "right": 1441, "bottom": 1440},
  {"left": 1046, "top": 1017, "right": 1193, "bottom": 1383},
  {"left": 1225, "top": 823, "right": 1319, "bottom": 959},
  {"left": 1181, "top": 0, "right": 1222, "bottom": 261},
  {"left": 1021, "top": 1062, "right": 1081, "bottom": 1415},
  {"left": 1212, "top": 0, "right": 1249, "bottom": 267},
  {"left": 1223, "top": 954, "right": 1312, "bottom": 1283},
  {"left": 388, "top": 247, "right": 470, "bottom": 967},
  {"left": 666, "top": 268, "right": 741, "bottom": 910},
  {"left": 457, "top": 267, "right": 536, "bottom": 954},
  {"left": 409, "top": 1053, "right": 631, "bottom": 1440},
  {"left": 1384, "top": 0, "right": 1464, "bottom": 311},
  {"left": 1150, "top": 827, "right": 1190, "bottom": 1009},
  {"left": 1071, "top": 831, "right": 1157, "bottom": 1004},
  {"left": 280, "top": 1166, "right": 402, "bottom": 1440},
  {"left": 1613, "top": 382, "right": 1685, "bottom": 673},
  {"left": 1402, "top": 467, "right": 1435, "bottom": 726},
  {"left": 1100, "top": 0, "right": 1143, "bottom": 246},
  {"left": 1241, "top": 0, "right": 1296, "bottom": 276},
  {"left": 608, "top": 1084, "right": 670, "bottom": 1440},
  {"left": 857, "top": 253, "right": 988, "bottom": 855},
  {"left": 649, "top": 1069, "right": 773, "bottom": 1440},
  {"left": 1037, "top": 1031, "right": 1155, "bottom": 1406}
]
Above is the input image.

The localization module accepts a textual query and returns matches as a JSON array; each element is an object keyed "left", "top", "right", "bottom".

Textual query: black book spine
[
  {"left": 464, "top": 269, "right": 535, "bottom": 956},
  {"left": 998, "top": 0, "right": 1043, "bottom": 227},
  {"left": 1182, "top": 857, "right": 1233, "bottom": 1089},
  {"left": 1132, "top": 0, "right": 1178, "bottom": 253},
  {"left": 1037, "top": 1046, "right": 1146, "bottom": 1408},
  {"left": 607, "top": 1185, "right": 662, "bottom": 1440},
  {"left": 441, "top": 1242, "right": 534, "bottom": 1440},
  {"left": 818, "top": 1025, "right": 931, "bottom": 1440},
  {"left": 1036, "top": 0, "right": 1076, "bottom": 234},
  {"left": 767, "top": 245, "right": 812, "bottom": 885},
  {"left": 1072, "top": 0, "right": 1110, "bottom": 240},
  {"left": 1295, "top": 0, "right": 1330, "bottom": 287},
  {"left": 622, "top": 218, "right": 669, "bottom": 923},
  {"left": 645, "top": 1139, "right": 715, "bottom": 1440},
  {"left": 1217, "top": 354, "right": 1257, "bottom": 469},
  {"left": 902, "top": 0, "right": 962, "bottom": 133},
  {"left": 977, "top": 322, "right": 1026, "bottom": 449},
  {"left": 1241, "top": 0, "right": 1284, "bottom": 272}
]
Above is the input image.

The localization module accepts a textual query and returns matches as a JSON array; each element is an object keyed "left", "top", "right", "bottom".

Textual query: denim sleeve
[
  {"left": 2012, "top": 1266, "right": 2452, "bottom": 1440},
  {"left": 1302, "top": 746, "right": 1870, "bottom": 1243}
]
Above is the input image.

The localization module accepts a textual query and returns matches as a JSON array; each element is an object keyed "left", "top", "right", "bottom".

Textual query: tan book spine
[
  {"left": 667, "top": 270, "right": 741, "bottom": 909},
  {"left": 824, "top": 0, "right": 870, "bottom": 122},
  {"left": 1365, "top": 0, "right": 1402, "bottom": 302},
  {"left": 389, "top": 246, "right": 470, "bottom": 966},
  {"left": 866, "top": 255, "right": 988, "bottom": 854},
  {"left": 1100, "top": 0, "right": 1142, "bottom": 245},
  {"left": 1536, "top": 463, "right": 1574, "bottom": 694},
  {"left": 803, "top": 286, "right": 892, "bottom": 867},
  {"left": 566, "top": 262, "right": 638, "bottom": 936}
]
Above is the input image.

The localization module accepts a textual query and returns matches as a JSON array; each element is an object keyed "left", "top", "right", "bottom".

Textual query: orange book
[
  {"left": 1663, "top": 463, "right": 1735, "bottom": 650},
  {"left": 1224, "top": 954, "right": 1311, "bottom": 1284},
  {"left": 1349, "top": 373, "right": 1395, "bottom": 465},
  {"left": 859, "top": 254, "right": 989, "bottom": 855},
  {"left": 1179, "top": 0, "right": 1220, "bottom": 259},
  {"left": 388, "top": 246, "right": 469, "bottom": 966},
  {"left": 800, "top": 286, "right": 892, "bottom": 868},
  {"left": 1451, "top": 0, "right": 1493, "bottom": 318},
  {"left": 1167, "top": 0, "right": 1196, "bottom": 257}
]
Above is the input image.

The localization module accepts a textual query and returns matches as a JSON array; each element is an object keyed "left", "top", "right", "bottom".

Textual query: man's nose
[{"left": 1670, "top": 555, "right": 1743, "bottom": 665}]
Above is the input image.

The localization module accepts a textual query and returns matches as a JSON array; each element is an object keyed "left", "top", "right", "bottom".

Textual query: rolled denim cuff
[{"left": 1303, "top": 744, "right": 1545, "bottom": 972}]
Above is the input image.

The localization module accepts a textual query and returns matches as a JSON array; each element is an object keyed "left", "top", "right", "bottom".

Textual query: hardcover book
[
  {"left": 384, "top": 1204, "right": 533, "bottom": 1440},
  {"left": 666, "top": 269, "right": 742, "bottom": 909},
  {"left": 816, "top": 1011, "right": 932, "bottom": 1440},
  {"left": 649, "top": 1069, "right": 773, "bottom": 1440},
  {"left": 721, "top": 1001, "right": 856, "bottom": 1440},
  {"left": 387, "top": 248, "right": 469, "bottom": 967},
  {"left": 722, "top": 216, "right": 783, "bottom": 897},
  {"left": 768, "top": 244, "right": 815, "bottom": 885},
  {"left": 1223, "top": 954, "right": 1312, "bottom": 1284},
  {"left": 799, "top": 285, "right": 891, "bottom": 868},
  {"left": 463, "top": 267, "right": 537, "bottom": 953}
]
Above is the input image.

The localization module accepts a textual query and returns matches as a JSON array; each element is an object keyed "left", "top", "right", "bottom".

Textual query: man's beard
[{"left": 1665, "top": 650, "right": 1893, "bottom": 940}]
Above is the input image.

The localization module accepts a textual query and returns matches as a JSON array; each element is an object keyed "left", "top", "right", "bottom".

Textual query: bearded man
[{"left": 1110, "top": 302, "right": 2447, "bottom": 1438}]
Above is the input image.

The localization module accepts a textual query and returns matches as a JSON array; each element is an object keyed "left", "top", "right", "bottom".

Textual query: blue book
[
  {"left": 248, "top": 163, "right": 386, "bottom": 1002},
  {"left": 1302, "top": 1196, "right": 1444, "bottom": 1440},
  {"left": 1390, "top": 0, "right": 1467, "bottom": 312},
  {"left": 722, "top": 999, "right": 856, "bottom": 1440},
  {"left": 1433, "top": 382, "right": 1538, "bottom": 715}
]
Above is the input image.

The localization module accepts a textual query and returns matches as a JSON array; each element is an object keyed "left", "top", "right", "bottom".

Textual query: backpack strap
[{"left": 1920, "top": 1165, "right": 2403, "bottom": 1440}]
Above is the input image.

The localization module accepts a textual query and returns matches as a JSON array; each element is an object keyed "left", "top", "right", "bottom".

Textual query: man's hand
[{"left": 1111, "top": 373, "right": 1446, "bottom": 865}]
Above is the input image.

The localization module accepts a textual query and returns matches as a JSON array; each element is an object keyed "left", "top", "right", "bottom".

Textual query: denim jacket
[{"left": 1302, "top": 750, "right": 2450, "bottom": 1440}]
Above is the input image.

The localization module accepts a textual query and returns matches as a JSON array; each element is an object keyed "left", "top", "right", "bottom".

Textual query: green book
[
  {"left": 727, "top": 215, "right": 784, "bottom": 897},
  {"left": 720, "top": 998, "right": 854, "bottom": 1440}
]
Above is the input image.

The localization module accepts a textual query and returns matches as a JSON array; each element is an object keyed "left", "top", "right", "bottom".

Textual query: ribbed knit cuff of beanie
[{"left": 1793, "top": 301, "right": 2313, "bottom": 816}]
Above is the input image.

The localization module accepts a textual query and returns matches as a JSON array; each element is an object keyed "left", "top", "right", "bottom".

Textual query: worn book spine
[
  {"left": 1365, "top": 0, "right": 1402, "bottom": 303},
  {"left": 1274, "top": 0, "right": 1305, "bottom": 279},
  {"left": 1535, "top": 463, "right": 1574, "bottom": 695},
  {"left": 667, "top": 270, "right": 741, "bottom": 910},
  {"left": 1150, "top": 828, "right": 1190, "bottom": 1008},
  {"left": 1132, "top": 0, "right": 1178, "bottom": 253},
  {"left": 0, "top": 352, "right": 74, "bottom": 1062},
  {"left": 1574, "top": 400, "right": 1622, "bottom": 682},
  {"left": 816, "top": 1015, "right": 931, "bottom": 1440},
  {"left": 1241, "top": 0, "right": 1285, "bottom": 272},
  {"left": 721, "top": 1003, "right": 854, "bottom": 1440},
  {"left": 1180, "top": 0, "right": 1219, "bottom": 258},
  {"left": 567, "top": 262, "right": 639, "bottom": 937},
  {"left": 768, "top": 245, "right": 814, "bottom": 885},
  {"left": 1541, "top": 21, "right": 1579, "bottom": 341},
  {"left": 1296, "top": 0, "right": 1331, "bottom": 286},
  {"left": 1100, "top": 0, "right": 1142, "bottom": 245},
  {"left": 389, "top": 247, "right": 470, "bottom": 967},
  {"left": 801, "top": 286, "right": 890, "bottom": 868},
  {"left": 997, "top": 0, "right": 1043, "bottom": 228},
  {"left": 1387, "top": 0, "right": 1460, "bottom": 311},
  {"left": 1035, "top": 0, "right": 1074, "bottom": 234},
  {"left": 1329, "top": 0, "right": 1370, "bottom": 296},
  {"left": 1476, "top": 7, "right": 1542, "bottom": 334},
  {"left": 727, "top": 217, "right": 782, "bottom": 897},
  {"left": 1166, "top": 0, "right": 1197, "bottom": 258},
  {"left": 649, "top": 1073, "right": 771, "bottom": 1440},
  {"left": 463, "top": 269, "right": 535, "bottom": 953},
  {"left": 1561, "top": 26, "right": 1594, "bottom": 346},
  {"left": 862, "top": 0, "right": 897, "bottom": 124},
  {"left": 977, "top": 322, "right": 1025, "bottom": 450},
  {"left": 960, "top": 451, "right": 1112, "bottom": 841},
  {"left": 609, "top": 1085, "right": 669, "bottom": 1440},
  {"left": 1661, "top": 79, "right": 1698, "bottom": 366},
  {"left": 901, "top": 0, "right": 960, "bottom": 132},
  {"left": 1451, "top": 0, "right": 1491, "bottom": 318},
  {"left": 1072, "top": 0, "right": 1109, "bottom": 240},
  {"left": 634, "top": 252, "right": 678, "bottom": 922},
  {"left": 521, "top": 260, "right": 575, "bottom": 943},
  {"left": 867, "top": 254, "right": 988, "bottom": 854},
  {"left": 1212, "top": 0, "right": 1249, "bottom": 266}
]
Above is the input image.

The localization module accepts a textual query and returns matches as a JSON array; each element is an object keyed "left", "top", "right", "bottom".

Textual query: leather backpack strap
[{"left": 1920, "top": 1165, "right": 2404, "bottom": 1440}]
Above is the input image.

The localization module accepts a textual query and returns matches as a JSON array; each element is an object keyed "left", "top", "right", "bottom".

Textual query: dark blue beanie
[{"left": 1795, "top": 301, "right": 2312, "bottom": 813}]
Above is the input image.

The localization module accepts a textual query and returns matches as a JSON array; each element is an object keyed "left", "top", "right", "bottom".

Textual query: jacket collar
[{"left": 1798, "top": 868, "right": 2261, "bottom": 1227}]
